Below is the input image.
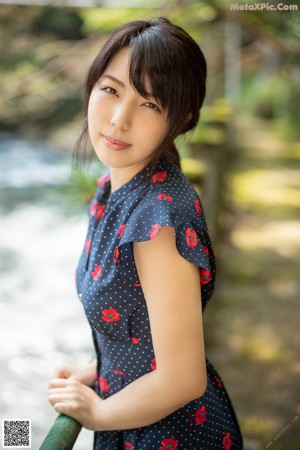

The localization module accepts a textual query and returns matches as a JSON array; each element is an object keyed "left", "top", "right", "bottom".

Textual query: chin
[{"left": 96, "top": 150, "right": 152, "bottom": 171}]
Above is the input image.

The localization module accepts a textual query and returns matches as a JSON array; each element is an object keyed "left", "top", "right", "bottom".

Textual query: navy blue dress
[{"left": 76, "top": 155, "right": 243, "bottom": 450}]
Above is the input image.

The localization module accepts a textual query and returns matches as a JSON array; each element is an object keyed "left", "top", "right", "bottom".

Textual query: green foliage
[
  {"left": 252, "top": 73, "right": 290, "bottom": 118},
  {"left": 242, "top": 70, "right": 300, "bottom": 139},
  {"left": 1, "top": 2, "right": 299, "bottom": 141},
  {"left": 167, "top": 3, "right": 216, "bottom": 28},
  {"left": 70, "top": 164, "right": 102, "bottom": 205},
  {"left": 78, "top": 4, "right": 216, "bottom": 38},
  {"left": 181, "top": 157, "right": 207, "bottom": 187},
  {"left": 79, "top": 8, "right": 152, "bottom": 35},
  {"left": 31, "top": 6, "right": 85, "bottom": 39},
  {"left": 188, "top": 99, "right": 233, "bottom": 146},
  {"left": 51, "top": 161, "right": 104, "bottom": 215}
]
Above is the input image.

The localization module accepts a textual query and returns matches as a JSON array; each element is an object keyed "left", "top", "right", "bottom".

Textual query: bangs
[
  {"left": 128, "top": 29, "right": 179, "bottom": 114},
  {"left": 85, "top": 18, "right": 206, "bottom": 138},
  {"left": 76, "top": 18, "right": 207, "bottom": 169}
]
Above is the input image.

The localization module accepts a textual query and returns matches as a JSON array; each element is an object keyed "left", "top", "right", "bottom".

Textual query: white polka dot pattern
[{"left": 75, "top": 155, "right": 243, "bottom": 449}]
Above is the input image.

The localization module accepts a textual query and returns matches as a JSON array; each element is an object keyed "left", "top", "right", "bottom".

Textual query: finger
[
  {"left": 48, "top": 390, "right": 75, "bottom": 407},
  {"left": 53, "top": 369, "right": 67, "bottom": 378},
  {"left": 48, "top": 393, "right": 60, "bottom": 407},
  {"left": 53, "top": 402, "right": 65, "bottom": 414},
  {"left": 49, "top": 378, "right": 73, "bottom": 388},
  {"left": 48, "top": 387, "right": 68, "bottom": 397},
  {"left": 53, "top": 402, "right": 76, "bottom": 416},
  {"left": 48, "top": 383, "right": 84, "bottom": 400},
  {"left": 53, "top": 364, "right": 73, "bottom": 378}
]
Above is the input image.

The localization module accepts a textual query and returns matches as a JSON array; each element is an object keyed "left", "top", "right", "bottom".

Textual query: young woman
[{"left": 48, "top": 17, "right": 243, "bottom": 449}]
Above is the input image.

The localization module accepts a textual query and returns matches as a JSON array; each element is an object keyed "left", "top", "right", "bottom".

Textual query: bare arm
[
  {"left": 49, "top": 226, "right": 207, "bottom": 431},
  {"left": 95, "top": 226, "right": 207, "bottom": 430}
]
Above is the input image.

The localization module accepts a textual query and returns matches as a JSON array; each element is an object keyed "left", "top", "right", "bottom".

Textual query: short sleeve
[{"left": 115, "top": 193, "right": 216, "bottom": 307}]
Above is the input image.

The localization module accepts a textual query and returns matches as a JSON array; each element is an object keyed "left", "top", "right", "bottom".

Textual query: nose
[{"left": 110, "top": 102, "right": 132, "bottom": 131}]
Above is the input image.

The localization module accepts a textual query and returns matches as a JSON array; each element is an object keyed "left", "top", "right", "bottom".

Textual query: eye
[
  {"left": 101, "top": 86, "right": 117, "bottom": 95},
  {"left": 144, "top": 101, "right": 161, "bottom": 112}
]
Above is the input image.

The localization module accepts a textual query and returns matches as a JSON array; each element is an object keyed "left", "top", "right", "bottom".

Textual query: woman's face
[{"left": 88, "top": 47, "right": 169, "bottom": 172}]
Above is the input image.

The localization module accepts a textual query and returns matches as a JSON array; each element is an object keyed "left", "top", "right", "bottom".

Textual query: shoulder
[
  {"left": 120, "top": 155, "right": 208, "bottom": 243},
  {"left": 117, "top": 157, "right": 216, "bottom": 305},
  {"left": 137, "top": 157, "right": 202, "bottom": 219}
]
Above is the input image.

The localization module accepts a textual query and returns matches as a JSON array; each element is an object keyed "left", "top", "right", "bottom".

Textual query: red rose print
[
  {"left": 97, "top": 174, "right": 110, "bottom": 188},
  {"left": 102, "top": 307, "right": 120, "bottom": 323},
  {"left": 149, "top": 224, "right": 161, "bottom": 239},
  {"left": 124, "top": 443, "right": 133, "bottom": 450},
  {"left": 118, "top": 224, "right": 126, "bottom": 238},
  {"left": 186, "top": 227, "right": 198, "bottom": 248},
  {"left": 152, "top": 171, "right": 167, "bottom": 183},
  {"left": 92, "top": 265, "right": 101, "bottom": 280},
  {"left": 151, "top": 358, "right": 157, "bottom": 371},
  {"left": 96, "top": 205, "right": 105, "bottom": 219},
  {"left": 113, "top": 247, "right": 120, "bottom": 264},
  {"left": 194, "top": 199, "right": 202, "bottom": 215},
  {"left": 98, "top": 377, "right": 109, "bottom": 392},
  {"left": 195, "top": 405, "right": 207, "bottom": 425},
  {"left": 203, "top": 245, "right": 209, "bottom": 256},
  {"left": 215, "top": 376, "right": 223, "bottom": 388},
  {"left": 157, "top": 193, "right": 173, "bottom": 202},
  {"left": 200, "top": 268, "right": 212, "bottom": 285},
  {"left": 160, "top": 438, "right": 178, "bottom": 450},
  {"left": 222, "top": 432, "right": 232, "bottom": 450},
  {"left": 85, "top": 237, "right": 92, "bottom": 254},
  {"left": 112, "top": 369, "right": 125, "bottom": 376},
  {"left": 133, "top": 282, "right": 141, "bottom": 287},
  {"left": 90, "top": 200, "right": 98, "bottom": 216}
]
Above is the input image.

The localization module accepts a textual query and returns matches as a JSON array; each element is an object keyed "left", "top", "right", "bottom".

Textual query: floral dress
[{"left": 76, "top": 155, "right": 243, "bottom": 449}]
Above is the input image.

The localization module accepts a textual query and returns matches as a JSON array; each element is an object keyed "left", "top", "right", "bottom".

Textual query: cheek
[
  {"left": 87, "top": 98, "right": 103, "bottom": 139},
  {"left": 150, "top": 121, "right": 168, "bottom": 145},
  {"left": 137, "top": 114, "right": 168, "bottom": 141},
  {"left": 87, "top": 94, "right": 98, "bottom": 124}
]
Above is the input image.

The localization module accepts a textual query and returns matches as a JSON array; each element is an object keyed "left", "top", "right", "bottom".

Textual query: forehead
[
  {"left": 102, "top": 47, "right": 130, "bottom": 79},
  {"left": 102, "top": 47, "right": 153, "bottom": 94}
]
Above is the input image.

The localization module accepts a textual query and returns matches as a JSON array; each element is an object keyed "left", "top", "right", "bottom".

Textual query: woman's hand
[
  {"left": 53, "top": 362, "right": 97, "bottom": 387},
  {"left": 48, "top": 378, "right": 104, "bottom": 431}
]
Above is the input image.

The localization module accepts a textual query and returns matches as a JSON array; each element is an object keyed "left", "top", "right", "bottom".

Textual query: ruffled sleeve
[{"left": 115, "top": 189, "right": 216, "bottom": 308}]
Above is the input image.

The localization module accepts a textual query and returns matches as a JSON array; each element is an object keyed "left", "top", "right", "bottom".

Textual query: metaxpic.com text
[{"left": 230, "top": 2, "right": 298, "bottom": 11}]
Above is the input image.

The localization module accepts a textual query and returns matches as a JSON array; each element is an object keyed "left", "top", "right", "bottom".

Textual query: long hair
[{"left": 74, "top": 17, "right": 207, "bottom": 170}]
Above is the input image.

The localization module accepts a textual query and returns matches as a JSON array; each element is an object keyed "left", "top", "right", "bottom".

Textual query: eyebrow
[
  {"left": 101, "top": 73, "right": 156, "bottom": 99},
  {"left": 100, "top": 74, "right": 125, "bottom": 88}
]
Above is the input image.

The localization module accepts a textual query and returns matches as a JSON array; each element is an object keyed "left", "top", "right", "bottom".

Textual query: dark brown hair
[{"left": 74, "top": 17, "right": 207, "bottom": 169}]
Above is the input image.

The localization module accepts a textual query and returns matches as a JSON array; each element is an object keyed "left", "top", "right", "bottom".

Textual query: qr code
[{"left": 2, "top": 420, "right": 31, "bottom": 448}]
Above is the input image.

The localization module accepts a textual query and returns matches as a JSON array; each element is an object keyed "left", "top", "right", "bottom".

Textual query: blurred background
[{"left": 0, "top": 1, "right": 299, "bottom": 449}]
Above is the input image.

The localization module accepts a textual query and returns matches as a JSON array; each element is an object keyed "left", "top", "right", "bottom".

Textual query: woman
[{"left": 48, "top": 17, "right": 243, "bottom": 449}]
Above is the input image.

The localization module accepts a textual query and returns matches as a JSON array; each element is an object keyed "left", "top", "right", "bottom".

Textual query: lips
[{"left": 102, "top": 134, "right": 131, "bottom": 151}]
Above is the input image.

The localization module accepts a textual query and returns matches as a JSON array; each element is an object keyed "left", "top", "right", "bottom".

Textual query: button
[{"left": 78, "top": 293, "right": 83, "bottom": 301}]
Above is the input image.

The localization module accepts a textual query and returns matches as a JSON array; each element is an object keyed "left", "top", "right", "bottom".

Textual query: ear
[
  {"left": 178, "top": 113, "right": 194, "bottom": 136},
  {"left": 182, "top": 112, "right": 193, "bottom": 132}
]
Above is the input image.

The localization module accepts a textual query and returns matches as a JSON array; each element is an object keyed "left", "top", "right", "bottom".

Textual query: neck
[{"left": 109, "top": 159, "right": 151, "bottom": 193}]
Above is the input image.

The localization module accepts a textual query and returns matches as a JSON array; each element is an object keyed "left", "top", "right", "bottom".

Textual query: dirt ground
[{"left": 203, "top": 117, "right": 300, "bottom": 450}]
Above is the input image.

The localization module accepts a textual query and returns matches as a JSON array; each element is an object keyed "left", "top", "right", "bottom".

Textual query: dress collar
[{"left": 99, "top": 155, "right": 168, "bottom": 205}]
